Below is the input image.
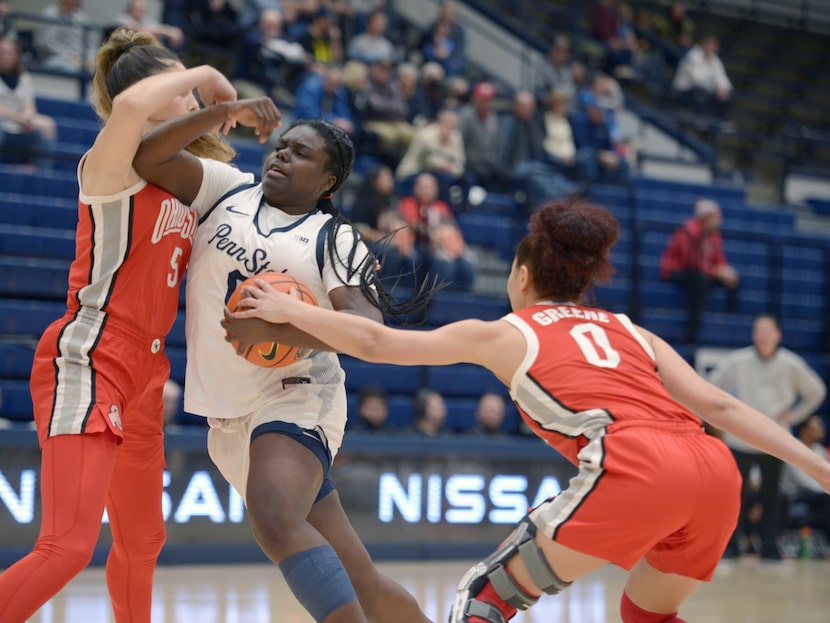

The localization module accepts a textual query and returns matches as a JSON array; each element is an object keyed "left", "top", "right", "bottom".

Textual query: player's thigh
[{"left": 247, "top": 432, "right": 324, "bottom": 516}]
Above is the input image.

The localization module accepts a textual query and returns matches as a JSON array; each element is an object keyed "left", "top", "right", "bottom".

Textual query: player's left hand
[
  {"left": 221, "top": 98, "right": 282, "bottom": 143},
  {"left": 222, "top": 307, "right": 283, "bottom": 346}
]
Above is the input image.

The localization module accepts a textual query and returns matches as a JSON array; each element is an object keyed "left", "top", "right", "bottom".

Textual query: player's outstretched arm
[
  {"left": 230, "top": 279, "right": 522, "bottom": 379},
  {"left": 85, "top": 65, "right": 236, "bottom": 197},
  {"left": 642, "top": 326, "right": 830, "bottom": 493},
  {"left": 134, "top": 97, "right": 281, "bottom": 205}
]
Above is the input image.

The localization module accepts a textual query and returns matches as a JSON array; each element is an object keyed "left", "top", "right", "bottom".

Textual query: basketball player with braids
[
  {"left": 133, "top": 111, "right": 434, "bottom": 621},
  {"left": 230, "top": 198, "right": 830, "bottom": 623},
  {"left": 0, "top": 29, "right": 279, "bottom": 623}
]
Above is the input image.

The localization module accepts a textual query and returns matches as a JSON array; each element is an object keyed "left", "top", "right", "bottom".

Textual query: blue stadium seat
[
  {"left": 0, "top": 299, "right": 65, "bottom": 338},
  {"left": 341, "top": 357, "right": 423, "bottom": 394},
  {"left": 0, "top": 192, "right": 77, "bottom": 229},
  {"left": 457, "top": 212, "right": 519, "bottom": 260},
  {"left": 0, "top": 379, "right": 33, "bottom": 422},
  {"left": 36, "top": 97, "right": 97, "bottom": 123},
  {"left": 425, "top": 291, "right": 510, "bottom": 325},
  {"left": 168, "top": 312, "right": 187, "bottom": 348},
  {"left": 423, "top": 364, "right": 505, "bottom": 398},
  {"left": 55, "top": 118, "right": 99, "bottom": 145},
  {"left": 0, "top": 256, "right": 69, "bottom": 300},
  {"left": 594, "top": 279, "right": 631, "bottom": 311},
  {"left": 444, "top": 397, "right": 478, "bottom": 432},
  {"left": 631, "top": 176, "right": 745, "bottom": 202},
  {"left": 0, "top": 341, "right": 36, "bottom": 379},
  {"left": 0, "top": 224, "right": 76, "bottom": 260},
  {"left": 167, "top": 345, "right": 187, "bottom": 385},
  {"left": 0, "top": 167, "right": 77, "bottom": 199}
]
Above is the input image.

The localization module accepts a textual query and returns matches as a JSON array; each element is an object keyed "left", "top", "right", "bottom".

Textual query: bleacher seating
[{"left": 3, "top": 11, "right": 830, "bottom": 434}]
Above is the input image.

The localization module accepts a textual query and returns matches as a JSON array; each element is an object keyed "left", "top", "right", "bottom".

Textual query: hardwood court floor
[{"left": 24, "top": 557, "right": 830, "bottom": 622}]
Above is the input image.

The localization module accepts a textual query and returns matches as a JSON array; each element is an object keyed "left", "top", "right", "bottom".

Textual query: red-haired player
[{"left": 230, "top": 198, "right": 830, "bottom": 623}]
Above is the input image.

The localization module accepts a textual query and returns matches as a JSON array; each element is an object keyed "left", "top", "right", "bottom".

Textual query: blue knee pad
[{"left": 278, "top": 544, "right": 358, "bottom": 622}]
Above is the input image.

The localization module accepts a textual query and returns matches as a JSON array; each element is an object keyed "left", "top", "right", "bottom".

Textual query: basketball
[{"left": 226, "top": 272, "right": 318, "bottom": 368}]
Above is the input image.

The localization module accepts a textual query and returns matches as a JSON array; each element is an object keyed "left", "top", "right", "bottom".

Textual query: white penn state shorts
[{"left": 206, "top": 377, "right": 348, "bottom": 504}]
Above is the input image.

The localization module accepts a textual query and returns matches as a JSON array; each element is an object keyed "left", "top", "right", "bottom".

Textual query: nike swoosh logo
[
  {"left": 259, "top": 342, "right": 279, "bottom": 360},
  {"left": 226, "top": 205, "right": 249, "bottom": 215}
]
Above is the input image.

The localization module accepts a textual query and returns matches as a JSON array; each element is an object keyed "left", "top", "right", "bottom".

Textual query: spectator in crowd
[
  {"left": 708, "top": 314, "right": 827, "bottom": 560},
  {"left": 652, "top": 0, "right": 695, "bottom": 67},
  {"left": 350, "top": 164, "right": 419, "bottom": 288},
  {"left": 233, "top": 7, "right": 308, "bottom": 104},
  {"left": 533, "top": 35, "right": 577, "bottom": 110},
  {"left": 37, "top": 0, "right": 97, "bottom": 74},
  {"left": 160, "top": 0, "right": 186, "bottom": 29},
  {"left": 659, "top": 199, "right": 739, "bottom": 343},
  {"left": 499, "top": 90, "right": 578, "bottom": 206},
  {"left": 588, "top": 0, "right": 636, "bottom": 77},
  {"left": 295, "top": 5, "right": 343, "bottom": 68},
  {"left": 115, "top": 0, "right": 184, "bottom": 51},
  {"left": 181, "top": 0, "right": 242, "bottom": 79},
  {"left": 361, "top": 56, "right": 416, "bottom": 164},
  {"left": 542, "top": 89, "right": 580, "bottom": 181},
  {"left": 395, "top": 62, "right": 423, "bottom": 125},
  {"left": 351, "top": 385, "right": 393, "bottom": 432},
  {"left": 441, "top": 73, "right": 469, "bottom": 110},
  {"left": 570, "top": 92, "right": 629, "bottom": 184},
  {"left": 671, "top": 32, "right": 732, "bottom": 118},
  {"left": 395, "top": 107, "right": 465, "bottom": 187},
  {"left": 470, "top": 392, "right": 508, "bottom": 438},
  {"left": 397, "top": 172, "right": 476, "bottom": 291},
  {"left": 349, "top": 163, "right": 396, "bottom": 240},
  {"left": 237, "top": 0, "right": 283, "bottom": 31},
  {"left": 0, "top": 36, "right": 56, "bottom": 167},
  {"left": 585, "top": 72, "right": 636, "bottom": 167},
  {"left": 586, "top": 73, "right": 625, "bottom": 140},
  {"left": 409, "top": 60, "right": 445, "bottom": 123},
  {"left": 614, "top": 2, "right": 645, "bottom": 78},
  {"left": 419, "top": 0, "right": 465, "bottom": 76},
  {"left": 346, "top": 7, "right": 394, "bottom": 64},
  {"left": 162, "top": 378, "right": 183, "bottom": 428},
  {"left": 293, "top": 64, "right": 355, "bottom": 136},
  {"left": 327, "top": 0, "right": 386, "bottom": 38},
  {"left": 780, "top": 415, "right": 830, "bottom": 545},
  {"left": 406, "top": 388, "right": 449, "bottom": 436},
  {"left": 459, "top": 81, "right": 512, "bottom": 192},
  {"left": 340, "top": 57, "right": 369, "bottom": 121},
  {"left": 0, "top": 1, "right": 17, "bottom": 40}
]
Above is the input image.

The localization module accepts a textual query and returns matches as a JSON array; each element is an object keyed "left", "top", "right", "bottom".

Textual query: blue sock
[{"left": 278, "top": 544, "right": 358, "bottom": 622}]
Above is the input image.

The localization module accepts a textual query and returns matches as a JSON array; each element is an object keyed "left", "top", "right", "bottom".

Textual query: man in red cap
[
  {"left": 458, "top": 81, "right": 513, "bottom": 193},
  {"left": 660, "top": 198, "right": 740, "bottom": 343}
]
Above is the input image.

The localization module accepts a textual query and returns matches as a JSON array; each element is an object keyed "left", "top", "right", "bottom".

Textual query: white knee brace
[{"left": 448, "top": 516, "right": 572, "bottom": 623}]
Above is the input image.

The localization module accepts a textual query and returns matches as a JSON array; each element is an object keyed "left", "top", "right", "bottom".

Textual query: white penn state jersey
[{"left": 184, "top": 158, "right": 371, "bottom": 419}]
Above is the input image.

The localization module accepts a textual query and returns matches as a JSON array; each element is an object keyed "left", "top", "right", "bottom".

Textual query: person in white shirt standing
[
  {"left": 708, "top": 313, "right": 826, "bottom": 560},
  {"left": 671, "top": 32, "right": 732, "bottom": 118}
]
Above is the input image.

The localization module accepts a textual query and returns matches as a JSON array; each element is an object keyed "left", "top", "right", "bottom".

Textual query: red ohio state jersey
[
  {"left": 504, "top": 302, "right": 703, "bottom": 464},
  {"left": 70, "top": 179, "right": 196, "bottom": 337}
]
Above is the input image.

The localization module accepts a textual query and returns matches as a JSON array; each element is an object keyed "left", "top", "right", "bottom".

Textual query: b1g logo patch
[{"left": 109, "top": 405, "right": 123, "bottom": 431}]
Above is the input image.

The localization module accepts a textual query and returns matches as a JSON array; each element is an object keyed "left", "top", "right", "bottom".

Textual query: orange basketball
[{"left": 226, "top": 272, "right": 319, "bottom": 368}]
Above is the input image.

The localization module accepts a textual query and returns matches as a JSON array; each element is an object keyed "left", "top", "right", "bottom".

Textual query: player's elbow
[{"left": 697, "top": 392, "right": 740, "bottom": 429}]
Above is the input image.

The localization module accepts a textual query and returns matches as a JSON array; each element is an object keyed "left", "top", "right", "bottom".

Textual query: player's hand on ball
[
  {"left": 233, "top": 279, "right": 298, "bottom": 324},
  {"left": 222, "top": 307, "right": 280, "bottom": 347}
]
